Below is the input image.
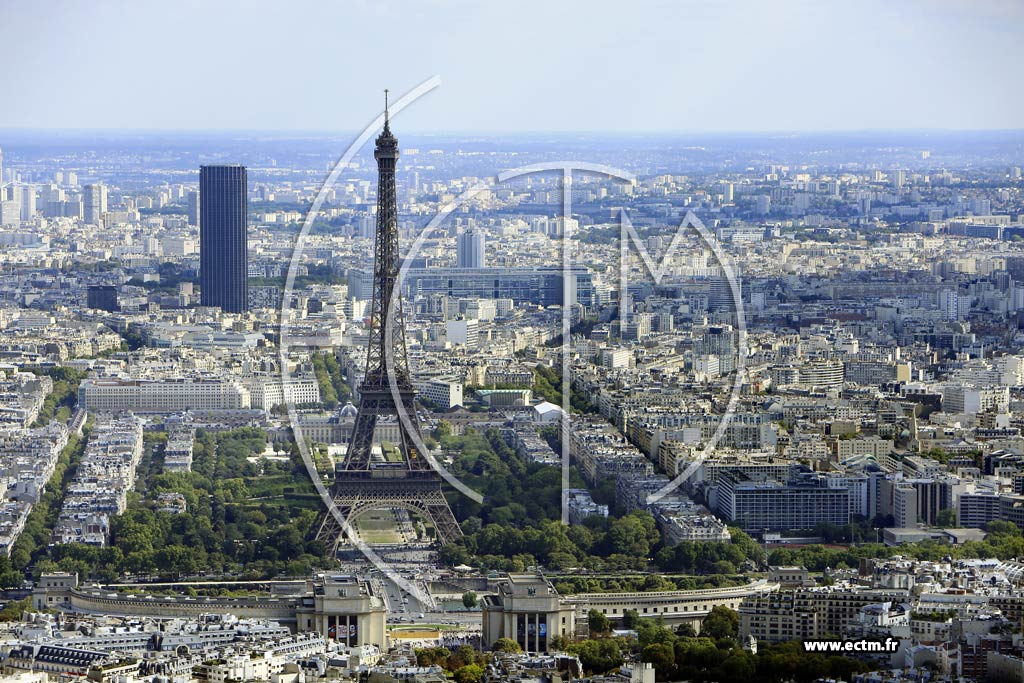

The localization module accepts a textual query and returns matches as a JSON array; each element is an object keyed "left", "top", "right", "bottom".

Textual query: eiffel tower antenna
[{"left": 315, "top": 94, "right": 462, "bottom": 553}]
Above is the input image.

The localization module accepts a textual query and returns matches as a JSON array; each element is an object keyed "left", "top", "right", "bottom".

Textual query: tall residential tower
[
  {"left": 457, "top": 227, "right": 485, "bottom": 268},
  {"left": 82, "top": 183, "right": 107, "bottom": 225}
]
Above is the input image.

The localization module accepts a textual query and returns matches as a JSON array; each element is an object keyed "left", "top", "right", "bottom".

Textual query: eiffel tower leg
[
  {"left": 314, "top": 498, "right": 356, "bottom": 556},
  {"left": 313, "top": 510, "right": 340, "bottom": 554},
  {"left": 426, "top": 503, "right": 462, "bottom": 545},
  {"left": 422, "top": 491, "right": 462, "bottom": 544}
]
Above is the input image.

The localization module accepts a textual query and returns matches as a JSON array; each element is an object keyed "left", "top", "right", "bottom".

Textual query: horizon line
[{"left": 2, "top": 126, "right": 1024, "bottom": 137}]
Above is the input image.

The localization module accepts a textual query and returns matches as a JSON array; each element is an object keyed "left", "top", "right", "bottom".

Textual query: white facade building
[{"left": 80, "top": 378, "right": 251, "bottom": 413}]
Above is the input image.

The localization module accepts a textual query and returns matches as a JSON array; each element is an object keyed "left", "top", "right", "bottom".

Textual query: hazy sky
[{"left": 2, "top": 0, "right": 1023, "bottom": 132}]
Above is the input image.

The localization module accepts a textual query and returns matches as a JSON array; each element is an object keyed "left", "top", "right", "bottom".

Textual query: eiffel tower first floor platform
[{"left": 314, "top": 468, "right": 463, "bottom": 554}]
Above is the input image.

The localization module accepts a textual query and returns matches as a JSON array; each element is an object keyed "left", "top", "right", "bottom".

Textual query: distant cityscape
[{"left": 0, "top": 123, "right": 1022, "bottom": 681}]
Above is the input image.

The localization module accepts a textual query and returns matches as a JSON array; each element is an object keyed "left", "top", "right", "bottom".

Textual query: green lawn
[
  {"left": 353, "top": 509, "right": 406, "bottom": 544},
  {"left": 380, "top": 441, "right": 404, "bottom": 463}
]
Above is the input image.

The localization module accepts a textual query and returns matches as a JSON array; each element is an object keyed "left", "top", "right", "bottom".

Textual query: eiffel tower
[{"left": 315, "top": 92, "right": 462, "bottom": 554}]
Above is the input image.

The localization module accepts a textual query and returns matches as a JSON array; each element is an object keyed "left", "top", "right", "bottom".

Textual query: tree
[
  {"left": 0, "top": 597, "right": 31, "bottom": 621},
  {"left": 675, "top": 623, "right": 697, "bottom": 637},
  {"left": 492, "top": 638, "right": 522, "bottom": 653},
  {"left": 985, "top": 520, "right": 1020, "bottom": 536},
  {"left": 718, "top": 651, "right": 756, "bottom": 679},
  {"left": 9, "top": 547, "right": 30, "bottom": 572},
  {"left": 622, "top": 609, "right": 641, "bottom": 630},
  {"left": 311, "top": 354, "right": 339, "bottom": 408},
  {"left": 439, "top": 544, "right": 471, "bottom": 567},
  {"left": 673, "top": 637, "right": 727, "bottom": 679},
  {"left": 548, "top": 634, "right": 571, "bottom": 651},
  {"left": 415, "top": 647, "right": 451, "bottom": 668},
  {"left": 567, "top": 639, "right": 624, "bottom": 674},
  {"left": 433, "top": 421, "right": 453, "bottom": 439},
  {"left": 588, "top": 608, "right": 611, "bottom": 634},
  {"left": 453, "top": 664, "right": 484, "bottom": 683},
  {"left": 701, "top": 605, "right": 739, "bottom": 641},
  {"left": 936, "top": 508, "right": 958, "bottom": 528},
  {"left": 642, "top": 643, "right": 676, "bottom": 681},
  {"left": 712, "top": 559, "right": 737, "bottom": 575},
  {"left": 654, "top": 527, "right": 762, "bottom": 574},
  {"left": 548, "top": 551, "right": 577, "bottom": 570},
  {"left": 462, "top": 591, "right": 478, "bottom": 609},
  {"left": 448, "top": 645, "right": 478, "bottom": 670},
  {"left": 607, "top": 512, "right": 659, "bottom": 558}
]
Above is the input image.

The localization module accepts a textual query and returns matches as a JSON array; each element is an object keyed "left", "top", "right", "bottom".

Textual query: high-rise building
[
  {"left": 19, "top": 185, "right": 36, "bottom": 220},
  {"left": 456, "top": 228, "right": 485, "bottom": 268},
  {"left": 858, "top": 194, "right": 872, "bottom": 216},
  {"left": 87, "top": 285, "right": 119, "bottom": 312},
  {"left": 755, "top": 195, "right": 771, "bottom": 215},
  {"left": 199, "top": 164, "right": 248, "bottom": 313},
  {"left": 393, "top": 265, "right": 585, "bottom": 306},
  {"left": 969, "top": 197, "right": 992, "bottom": 216},
  {"left": 0, "top": 145, "right": 4, "bottom": 185},
  {"left": 357, "top": 214, "right": 375, "bottom": 238},
  {"left": 0, "top": 187, "right": 20, "bottom": 227},
  {"left": 939, "top": 289, "right": 970, "bottom": 321},
  {"left": 548, "top": 216, "right": 578, "bottom": 237},
  {"left": 715, "top": 472, "right": 851, "bottom": 531},
  {"left": 698, "top": 324, "right": 737, "bottom": 373},
  {"left": 187, "top": 190, "right": 200, "bottom": 227},
  {"left": 717, "top": 181, "right": 734, "bottom": 203},
  {"left": 708, "top": 275, "right": 739, "bottom": 314},
  {"left": 82, "top": 183, "right": 107, "bottom": 225}
]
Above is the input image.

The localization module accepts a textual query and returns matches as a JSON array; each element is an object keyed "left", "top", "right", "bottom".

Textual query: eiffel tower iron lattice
[{"left": 315, "top": 93, "right": 462, "bottom": 554}]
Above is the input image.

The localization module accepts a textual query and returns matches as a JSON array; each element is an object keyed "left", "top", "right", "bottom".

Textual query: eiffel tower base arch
[{"left": 314, "top": 471, "right": 462, "bottom": 556}]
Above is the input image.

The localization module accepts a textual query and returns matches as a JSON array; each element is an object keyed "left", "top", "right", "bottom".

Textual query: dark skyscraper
[
  {"left": 186, "top": 190, "right": 200, "bottom": 227},
  {"left": 199, "top": 164, "right": 248, "bottom": 313},
  {"left": 87, "top": 285, "right": 119, "bottom": 312}
]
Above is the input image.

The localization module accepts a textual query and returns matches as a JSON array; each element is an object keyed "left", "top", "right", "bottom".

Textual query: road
[{"left": 342, "top": 550, "right": 481, "bottom": 629}]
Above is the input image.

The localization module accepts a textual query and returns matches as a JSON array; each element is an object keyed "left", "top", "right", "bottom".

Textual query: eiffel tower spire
[
  {"left": 315, "top": 95, "right": 462, "bottom": 552},
  {"left": 345, "top": 88, "right": 418, "bottom": 469}
]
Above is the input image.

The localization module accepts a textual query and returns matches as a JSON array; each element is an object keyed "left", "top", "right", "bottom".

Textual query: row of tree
[
  {"left": 27, "top": 366, "right": 86, "bottom": 428},
  {"left": 437, "top": 427, "right": 767, "bottom": 574},
  {"left": 311, "top": 352, "right": 351, "bottom": 408},
  {"left": 26, "top": 428, "right": 333, "bottom": 582},
  {"left": 532, "top": 364, "right": 598, "bottom": 413},
  {"left": 435, "top": 424, "right": 1024, "bottom": 583},
  {"left": 6, "top": 420, "right": 92, "bottom": 582},
  {"left": 767, "top": 520, "right": 1024, "bottom": 571}
]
